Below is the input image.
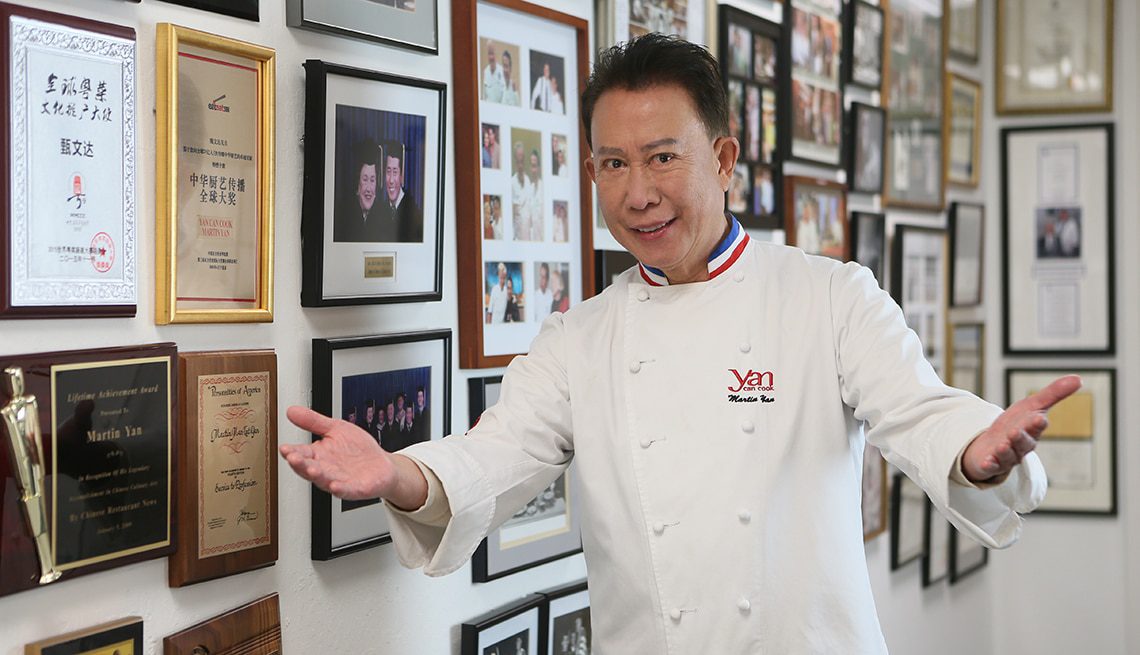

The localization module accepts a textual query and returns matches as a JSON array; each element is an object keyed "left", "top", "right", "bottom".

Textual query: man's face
[
  {"left": 356, "top": 163, "right": 377, "bottom": 212},
  {"left": 487, "top": 46, "right": 496, "bottom": 69},
  {"left": 529, "top": 153, "right": 540, "bottom": 181},
  {"left": 396, "top": 395, "right": 405, "bottom": 411},
  {"left": 366, "top": 405, "right": 374, "bottom": 421},
  {"left": 501, "top": 55, "right": 512, "bottom": 79},
  {"left": 386, "top": 404, "right": 395, "bottom": 421},
  {"left": 385, "top": 155, "right": 402, "bottom": 203},
  {"left": 416, "top": 390, "right": 425, "bottom": 409},
  {"left": 498, "top": 266, "right": 507, "bottom": 285},
  {"left": 539, "top": 265, "right": 549, "bottom": 290},
  {"left": 543, "top": 63, "right": 551, "bottom": 79},
  {"left": 586, "top": 84, "right": 737, "bottom": 283},
  {"left": 406, "top": 405, "right": 414, "bottom": 421}
]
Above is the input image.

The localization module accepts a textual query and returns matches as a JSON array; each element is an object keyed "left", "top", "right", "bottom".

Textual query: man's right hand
[{"left": 280, "top": 406, "right": 428, "bottom": 510}]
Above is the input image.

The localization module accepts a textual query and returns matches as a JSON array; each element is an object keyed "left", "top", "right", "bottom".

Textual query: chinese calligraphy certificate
[{"left": 7, "top": 13, "right": 136, "bottom": 313}]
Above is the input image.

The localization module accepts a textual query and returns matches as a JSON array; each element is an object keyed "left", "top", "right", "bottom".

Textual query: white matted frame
[
  {"left": 286, "top": 0, "right": 438, "bottom": 54},
  {"left": 461, "top": 595, "right": 543, "bottom": 655},
  {"left": 540, "top": 579, "right": 591, "bottom": 655}
]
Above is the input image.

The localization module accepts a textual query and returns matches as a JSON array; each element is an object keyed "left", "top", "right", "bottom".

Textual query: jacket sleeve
[
  {"left": 384, "top": 314, "right": 575, "bottom": 576},
  {"left": 829, "top": 262, "right": 1047, "bottom": 549}
]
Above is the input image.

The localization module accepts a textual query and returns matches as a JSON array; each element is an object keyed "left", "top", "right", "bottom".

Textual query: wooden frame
[
  {"left": 945, "top": 73, "right": 981, "bottom": 188},
  {"left": 169, "top": 350, "right": 278, "bottom": 587},
  {"left": 783, "top": 175, "right": 848, "bottom": 261},
  {"left": 948, "top": 527, "right": 988, "bottom": 583},
  {"left": 287, "top": 0, "right": 439, "bottom": 54},
  {"left": 845, "top": 0, "right": 885, "bottom": 90},
  {"left": 461, "top": 594, "right": 544, "bottom": 655},
  {"left": 945, "top": 0, "right": 979, "bottom": 63},
  {"left": 948, "top": 201, "right": 984, "bottom": 306},
  {"left": 891, "top": 224, "right": 949, "bottom": 380},
  {"left": 25, "top": 617, "right": 143, "bottom": 655},
  {"left": 163, "top": 594, "right": 281, "bottom": 655},
  {"left": 996, "top": 0, "right": 1113, "bottom": 115},
  {"left": 453, "top": 0, "right": 594, "bottom": 368},
  {"left": 847, "top": 102, "right": 886, "bottom": 195},
  {"left": 299, "top": 60, "right": 446, "bottom": 306},
  {"left": 155, "top": 24, "right": 275, "bottom": 324},
  {"left": 783, "top": 0, "right": 844, "bottom": 168},
  {"left": 0, "top": 3, "right": 137, "bottom": 318}
]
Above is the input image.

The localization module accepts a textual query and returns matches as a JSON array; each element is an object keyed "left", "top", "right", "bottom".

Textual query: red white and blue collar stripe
[{"left": 637, "top": 214, "right": 750, "bottom": 287}]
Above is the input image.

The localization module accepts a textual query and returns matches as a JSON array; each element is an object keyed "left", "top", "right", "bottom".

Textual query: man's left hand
[{"left": 962, "top": 375, "right": 1082, "bottom": 483}]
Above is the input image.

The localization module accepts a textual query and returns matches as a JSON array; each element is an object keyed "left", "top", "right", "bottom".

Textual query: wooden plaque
[{"left": 164, "top": 593, "right": 281, "bottom": 655}]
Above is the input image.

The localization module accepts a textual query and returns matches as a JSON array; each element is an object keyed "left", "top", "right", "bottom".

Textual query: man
[
  {"left": 526, "top": 149, "right": 544, "bottom": 241},
  {"left": 382, "top": 399, "right": 397, "bottom": 446},
  {"left": 500, "top": 51, "right": 520, "bottom": 106},
  {"left": 383, "top": 142, "right": 423, "bottom": 242},
  {"left": 414, "top": 386, "right": 429, "bottom": 436},
  {"left": 487, "top": 262, "right": 509, "bottom": 324},
  {"left": 531, "top": 61, "right": 555, "bottom": 112},
  {"left": 1057, "top": 208, "right": 1080, "bottom": 257},
  {"left": 334, "top": 141, "right": 386, "bottom": 242},
  {"left": 282, "top": 35, "right": 1077, "bottom": 653},
  {"left": 504, "top": 278, "right": 521, "bottom": 323},
  {"left": 482, "top": 42, "right": 505, "bottom": 103},
  {"left": 356, "top": 399, "right": 379, "bottom": 444},
  {"left": 532, "top": 262, "right": 553, "bottom": 324},
  {"left": 548, "top": 74, "right": 565, "bottom": 115},
  {"left": 510, "top": 142, "right": 533, "bottom": 240}
]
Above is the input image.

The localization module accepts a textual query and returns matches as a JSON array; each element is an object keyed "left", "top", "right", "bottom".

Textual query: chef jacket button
[
  {"left": 629, "top": 360, "right": 642, "bottom": 373},
  {"left": 739, "top": 342, "right": 751, "bottom": 353},
  {"left": 733, "top": 271, "right": 745, "bottom": 282},
  {"left": 636, "top": 288, "right": 650, "bottom": 302},
  {"left": 738, "top": 509, "right": 751, "bottom": 523},
  {"left": 640, "top": 438, "right": 652, "bottom": 449},
  {"left": 738, "top": 598, "right": 751, "bottom": 613},
  {"left": 669, "top": 608, "right": 682, "bottom": 621},
  {"left": 741, "top": 420, "right": 755, "bottom": 433},
  {"left": 653, "top": 522, "right": 666, "bottom": 535}
]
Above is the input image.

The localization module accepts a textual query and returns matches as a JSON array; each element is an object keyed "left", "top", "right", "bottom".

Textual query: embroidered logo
[{"left": 727, "top": 368, "right": 776, "bottom": 404}]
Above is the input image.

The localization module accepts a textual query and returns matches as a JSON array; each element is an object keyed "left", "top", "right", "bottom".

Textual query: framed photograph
[
  {"left": 719, "top": 5, "right": 782, "bottom": 229},
  {"left": 309, "top": 330, "right": 451, "bottom": 560},
  {"left": 469, "top": 375, "right": 582, "bottom": 582},
  {"left": 847, "top": 102, "right": 885, "bottom": 195},
  {"left": 890, "top": 225, "right": 948, "bottom": 379},
  {"left": 945, "top": 73, "right": 981, "bottom": 187},
  {"left": 594, "top": 0, "right": 708, "bottom": 50},
  {"left": 169, "top": 350, "right": 278, "bottom": 587},
  {"left": 948, "top": 322, "right": 984, "bottom": 397},
  {"left": 945, "top": 0, "right": 979, "bottom": 62},
  {"left": 455, "top": 0, "right": 594, "bottom": 368},
  {"left": 996, "top": 0, "right": 1112, "bottom": 114},
  {"left": 921, "top": 499, "right": 950, "bottom": 587},
  {"left": 461, "top": 594, "right": 544, "bottom": 655},
  {"left": 1006, "top": 368, "right": 1117, "bottom": 515},
  {"left": 300, "top": 61, "right": 445, "bottom": 306},
  {"left": 155, "top": 24, "right": 275, "bottom": 324},
  {"left": 850, "top": 211, "right": 886, "bottom": 287},
  {"left": 784, "top": 175, "right": 847, "bottom": 261},
  {"left": 540, "top": 579, "right": 591, "bottom": 655},
  {"left": 156, "top": 0, "right": 258, "bottom": 21},
  {"left": 949, "top": 527, "right": 987, "bottom": 583},
  {"left": 949, "top": 201, "right": 983, "bottom": 306},
  {"left": 286, "top": 0, "right": 438, "bottom": 54},
  {"left": 1001, "top": 123, "right": 1114, "bottom": 355},
  {"left": 1, "top": 4, "right": 136, "bottom": 318},
  {"left": 785, "top": 0, "right": 844, "bottom": 167},
  {"left": 25, "top": 617, "right": 143, "bottom": 655},
  {"left": 862, "top": 442, "right": 887, "bottom": 542},
  {"left": 882, "top": 0, "right": 945, "bottom": 210},
  {"left": 845, "top": 0, "right": 884, "bottom": 89},
  {"left": 890, "top": 472, "right": 924, "bottom": 570},
  {"left": 595, "top": 248, "right": 638, "bottom": 293}
]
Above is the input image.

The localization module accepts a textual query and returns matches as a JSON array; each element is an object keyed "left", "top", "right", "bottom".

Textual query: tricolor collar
[{"left": 637, "top": 214, "right": 750, "bottom": 287}]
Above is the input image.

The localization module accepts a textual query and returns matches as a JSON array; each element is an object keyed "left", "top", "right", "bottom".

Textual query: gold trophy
[{"left": 1, "top": 366, "right": 62, "bottom": 584}]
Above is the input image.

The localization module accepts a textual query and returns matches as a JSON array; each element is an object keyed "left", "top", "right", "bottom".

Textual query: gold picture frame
[
  {"left": 155, "top": 24, "right": 275, "bottom": 324},
  {"left": 944, "top": 73, "right": 981, "bottom": 188}
]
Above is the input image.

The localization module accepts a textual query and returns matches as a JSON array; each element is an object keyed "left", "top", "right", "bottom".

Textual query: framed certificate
[
  {"left": 945, "top": 73, "right": 981, "bottom": 188},
  {"left": 948, "top": 322, "right": 984, "bottom": 397},
  {"left": 891, "top": 225, "right": 949, "bottom": 380},
  {"left": 155, "top": 24, "right": 275, "bottom": 324},
  {"left": 949, "top": 201, "right": 984, "bottom": 306},
  {"left": 784, "top": 175, "right": 848, "bottom": 261},
  {"left": 169, "top": 350, "right": 278, "bottom": 587},
  {"left": 25, "top": 617, "right": 143, "bottom": 655},
  {"left": 784, "top": 0, "right": 844, "bottom": 167},
  {"left": 300, "top": 61, "right": 445, "bottom": 306},
  {"left": 287, "top": 0, "right": 438, "bottom": 54},
  {"left": 1, "top": 4, "right": 136, "bottom": 318},
  {"left": 1001, "top": 123, "right": 1114, "bottom": 355},
  {"left": 946, "top": 0, "right": 979, "bottom": 62},
  {"left": 454, "top": 0, "right": 595, "bottom": 368}
]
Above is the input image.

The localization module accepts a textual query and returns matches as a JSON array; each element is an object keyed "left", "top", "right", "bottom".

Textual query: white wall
[{"left": 1, "top": 0, "right": 1134, "bottom": 654}]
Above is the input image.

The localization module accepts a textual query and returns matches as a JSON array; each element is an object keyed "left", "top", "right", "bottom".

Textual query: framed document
[
  {"left": 784, "top": 0, "right": 844, "bottom": 167},
  {"left": 1007, "top": 368, "right": 1117, "bottom": 515},
  {"left": 155, "top": 24, "right": 275, "bottom": 324},
  {"left": 946, "top": 0, "right": 979, "bottom": 62},
  {"left": 287, "top": 0, "right": 438, "bottom": 54},
  {"left": 948, "top": 322, "right": 984, "bottom": 397},
  {"left": 949, "top": 527, "right": 987, "bottom": 583},
  {"left": 889, "top": 472, "right": 924, "bottom": 570},
  {"left": 882, "top": 0, "right": 945, "bottom": 210},
  {"left": 891, "top": 225, "right": 948, "bottom": 380},
  {"left": 847, "top": 102, "right": 885, "bottom": 195},
  {"left": 461, "top": 595, "right": 544, "bottom": 655},
  {"left": 156, "top": 0, "right": 259, "bottom": 21},
  {"left": 784, "top": 175, "right": 847, "bottom": 261},
  {"left": 169, "top": 350, "right": 277, "bottom": 587},
  {"left": 921, "top": 499, "right": 950, "bottom": 587},
  {"left": 300, "top": 61, "right": 445, "bottom": 306},
  {"left": 845, "top": 0, "right": 884, "bottom": 89},
  {"left": 454, "top": 0, "right": 594, "bottom": 367},
  {"left": 595, "top": 0, "right": 709, "bottom": 49},
  {"left": 0, "top": 343, "right": 175, "bottom": 598},
  {"left": 949, "top": 201, "right": 984, "bottom": 306},
  {"left": 26, "top": 617, "right": 143, "bottom": 655},
  {"left": 164, "top": 594, "right": 280, "bottom": 655},
  {"left": 850, "top": 211, "right": 886, "bottom": 287},
  {"left": 540, "top": 580, "right": 591, "bottom": 655},
  {"left": 1001, "top": 123, "right": 1114, "bottom": 355},
  {"left": 468, "top": 375, "right": 582, "bottom": 582},
  {"left": 719, "top": 4, "right": 782, "bottom": 229},
  {"left": 862, "top": 442, "right": 887, "bottom": 542},
  {"left": 310, "top": 330, "right": 451, "bottom": 560},
  {"left": 996, "top": 0, "right": 1112, "bottom": 114},
  {"left": 945, "top": 73, "right": 981, "bottom": 188},
  {"left": 1, "top": 4, "right": 136, "bottom": 318}
]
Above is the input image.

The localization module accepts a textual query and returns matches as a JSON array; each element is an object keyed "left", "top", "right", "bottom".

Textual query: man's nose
[{"left": 625, "top": 164, "right": 660, "bottom": 210}]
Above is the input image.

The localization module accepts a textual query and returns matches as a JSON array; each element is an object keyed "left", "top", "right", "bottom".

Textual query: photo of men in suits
[{"left": 383, "top": 140, "right": 424, "bottom": 242}]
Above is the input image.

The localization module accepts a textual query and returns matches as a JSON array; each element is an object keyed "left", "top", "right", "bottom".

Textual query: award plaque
[
  {"left": 0, "top": 343, "right": 176, "bottom": 598},
  {"left": 163, "top": 593, "right": 281, "bottom": 655},
  {"left": 169, "top": 350, "right": 277, "bottom": 587},
  {"left": 155, "top": 24, "right": 275, "bottom": 324},
  {"left": 1, "top": 3, "right": 137, "bottom": 318},
  {"left": 26, "top": 617, "right": 143, "bottom": 655}
]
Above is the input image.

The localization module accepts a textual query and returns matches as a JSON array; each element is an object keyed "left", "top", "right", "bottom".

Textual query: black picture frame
[
  {"left": 847, "top": 102, "right": 885, "bottom": 194},
  {"left": 539, "top": 579, "right": 591, "bottom": 655},
  {"left": 782, "top": 0, "right": 845, "bottom": 169},
  {"left": 287, "top": 0, "right": 438, "bottom": 54},
  {"left": 890, "top": 472, "right": 924, "bottom": 571},
  {"left": 849, "top": 211, "right": 885, "bottom": 288},
  {"left": 718, "top": 3, "right": 783, "bottom": 229},
  {"left": 594, "top": 248, "right": 638, "bottom": 294},
  {"left": 949, "top": 201, "right": 985, "bottom": 307},
  {"left": 467, "top": 375, "right": 503, "bottom": 428},
  {"left": 309, "top": 330, "right": 452, "bottom": 560},
  {"left": 844, "top": 0, "right": 884, "bottom": 89},
  {"left": 301, "top": 60, "right": 446, "bottom": 307},
  {"left": 461, "top": 594, "right": 544, "bottom": 655},
  {"left": 921, "top": 499, "right": 950, "bottom": 587},
  {"left": 948, "top": 528, "right": 988, "bottom": 584},
  {"left": 155, "top": 0, "right": 258, "bottom": 21},
  {"left": 890, "top": 224, "right": 949, "bottom": 379}
]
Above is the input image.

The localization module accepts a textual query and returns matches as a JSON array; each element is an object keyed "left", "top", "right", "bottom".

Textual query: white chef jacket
[{"left": 389, "top": 218, "right": 1046, "bottom": 653}]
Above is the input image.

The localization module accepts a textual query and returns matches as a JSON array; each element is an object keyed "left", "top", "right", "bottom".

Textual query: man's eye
[
  {"left": 654, "top": 153, "right": 674, "bottom": 164},
  {"left": 604, "top": 159, "right": 624, "bottom": 169}
]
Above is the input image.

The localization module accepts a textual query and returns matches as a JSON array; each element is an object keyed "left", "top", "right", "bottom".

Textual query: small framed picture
[
  {"left": 890, "top": 472, "right": 924, "bottom": 570},
  {"left": 948, "top": 322, "right": 984, "bottom": 397},
  {"left": 862, "top": 442, "right": 887, "bottom": 542},
  {"left": 287, "top": 0, "right": 438, "bottom": 54},
  {"left": 785, "top": 0, "right": 844, "bottom": 167},
  {"left": 301, "top": 61, "right": 446, "bottom": 306},
  {"left": 946, "top": 73, "right": 982, "bottom": 187},
  {"left": 594, "top": 248, "right": 638, "bottom": 294},
  {"left": 784, "top": 175, "right": 848, "bottom": 261},
  {"left": 309, "top": 330, "right": 451, "bottom": 560},
  {"left": 949, "top": 528, "right": 988, "bottom": 583},
  {"left": 1006, "top": 368, "right": 1117, "bottom": 515},
  {"left": 156, "top": 0, "right": 258, "bottom": 21},
  {"left": 949, "top": 201, "right": 984, "bottom": 306},
  {"left": 849, "top": 211, "right": 886, "bottom": 287},
  {"left": 26, "top": 617, "right": 143, "bottom": 655},
  {"left": 461, "top": 594, "right": 544, "bottom": 655},
  {"left": 540, "top": 579, "right": 591, "bottom": 655},
  {"left": 921, "top": 499, "right": 951, "bottom": 587},
  {"left": 947, "top": 0, "right": 980, "bottom": 62},
  {"left": 595, "top": 0, "right": 709, "bottom": 48},
  {"left": 847, "top": 102, "right": 885, "bottom": 195},
  {"left": 845, "top": 0, "right": 884, "bottom": 89},
  {"left": 890, "top": 225, "right": 948, "bottom": 380}
]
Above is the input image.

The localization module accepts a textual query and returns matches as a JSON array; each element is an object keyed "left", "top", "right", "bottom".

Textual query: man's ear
[
  {"left": 713, "top": 136, "right": 741, "bottom": 192},
  {"left": 584, "top": 153, "right": 597, "bottom": 184}
]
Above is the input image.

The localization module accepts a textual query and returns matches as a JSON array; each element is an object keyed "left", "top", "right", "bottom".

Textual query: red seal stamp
[{"left": 91, "top": 232, "right": 114, "bottom": 273}]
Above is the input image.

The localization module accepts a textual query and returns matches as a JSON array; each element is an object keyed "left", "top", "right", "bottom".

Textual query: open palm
[{"left": 280, "top": 406, "right": 395, "bottom": 500}]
